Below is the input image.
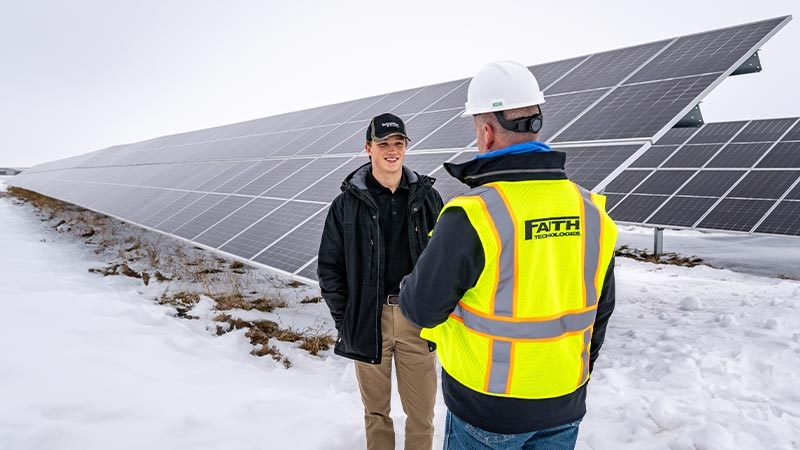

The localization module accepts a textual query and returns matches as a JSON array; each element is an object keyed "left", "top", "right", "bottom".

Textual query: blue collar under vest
[{"left": 474, "top": 141, "right": 552, "bottom": 159}]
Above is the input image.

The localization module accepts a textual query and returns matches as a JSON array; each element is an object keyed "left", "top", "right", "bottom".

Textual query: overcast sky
[{"left": 1, "top": 0, "right": 797, "bottom": 168}]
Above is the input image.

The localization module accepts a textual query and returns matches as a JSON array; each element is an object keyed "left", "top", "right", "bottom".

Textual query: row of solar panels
[
  {"left": 605, "top": 118, "right": 800, "bottom": 235},
  {"left": 11, "top": 150, "right": 478, "bottom": 280},
  {"left": 9, "top": 16, "right": 795, "bottom": 283},
  {"left": 29, "top": 16, "right": 789, "bottom": 171}
]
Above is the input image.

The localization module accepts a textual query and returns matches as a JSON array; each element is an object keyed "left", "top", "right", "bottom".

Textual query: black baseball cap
[{"left": 366, "top": 113, "right": 410, "bottom": 142}]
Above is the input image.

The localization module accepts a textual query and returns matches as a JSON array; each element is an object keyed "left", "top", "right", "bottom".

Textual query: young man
[
  {"left": 400, "top": 61, "right": 618, "bottom": 449},
  {"left": 317, "top": 113, "right": 443, "bottom": 450}
]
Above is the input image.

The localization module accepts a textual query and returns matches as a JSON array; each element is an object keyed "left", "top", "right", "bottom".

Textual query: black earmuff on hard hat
[{"left": 493, "top": 110, "right": 543, "bottom": 134}]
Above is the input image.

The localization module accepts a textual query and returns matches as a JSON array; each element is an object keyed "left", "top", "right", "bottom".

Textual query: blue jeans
[{"left": 442, "top": 410, "right": 581, "bottom": 450}]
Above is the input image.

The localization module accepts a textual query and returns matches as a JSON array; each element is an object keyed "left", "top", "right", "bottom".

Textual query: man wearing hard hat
[{"left": 400, "top": 60, "right": 618, "bottom": 449}]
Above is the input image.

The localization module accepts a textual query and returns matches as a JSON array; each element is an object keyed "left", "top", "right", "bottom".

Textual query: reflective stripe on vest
[{"left": 422, "top": 180, "right": 617, "bottom": 399}]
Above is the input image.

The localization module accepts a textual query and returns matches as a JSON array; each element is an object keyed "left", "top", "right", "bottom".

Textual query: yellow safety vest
[{"left": 421, "top": 179, "right": 617, "bottom": 399}]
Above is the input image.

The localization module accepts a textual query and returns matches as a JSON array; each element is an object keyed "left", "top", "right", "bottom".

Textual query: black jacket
[
  {"left": 400, "top": 149, "right": 616, "bottom": 434},
  {"left": 317, "top": 163, "right": 443, "bottom": 364}
]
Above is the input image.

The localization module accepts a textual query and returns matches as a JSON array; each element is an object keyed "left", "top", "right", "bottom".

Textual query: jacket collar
[
  {"left": 473, "top": 141, "right": 552, "bottom": 159},
  {"left": 444, "top": 148, "right": 567, "bottom": 188},
  {"left": 343, "top": 162, "right": 421, "bottom": 192}
]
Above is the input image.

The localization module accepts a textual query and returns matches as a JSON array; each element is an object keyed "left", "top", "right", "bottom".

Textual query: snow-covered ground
[{"left": 1, "top": 177, "right": 798, "bottom": 450}]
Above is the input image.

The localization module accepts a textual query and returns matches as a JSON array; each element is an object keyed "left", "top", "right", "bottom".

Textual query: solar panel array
[
  {"left": 8, "top": 16, "right": 793, "bottom": 282},
  {"left": 604, "top": 118, "right": 800, "bottom": 236}
]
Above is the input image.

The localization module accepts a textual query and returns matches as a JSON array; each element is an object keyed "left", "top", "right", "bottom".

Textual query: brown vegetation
[
  {"left": 615, "top": 245, "right": 705, "bottom": 267},
  {"left": 6, "top": 187, "right": 334, "bottom": 367}
]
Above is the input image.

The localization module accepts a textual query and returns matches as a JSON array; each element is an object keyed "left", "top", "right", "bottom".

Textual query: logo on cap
[{"left": 367, "top": 113, "right": 410, "bottom": 142}]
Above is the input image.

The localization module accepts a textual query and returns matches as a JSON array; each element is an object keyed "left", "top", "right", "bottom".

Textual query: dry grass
[
  {"left": 8, "top": 187, "right": 72, "bottom": 213},
  {"left": 214, "top": 314, "right": 293, "bottom": 368},
  {"left": 212, "top": 292, "right": 287, "bottom": 312},
  {"left": 777, "top": 273, "right": 799, "bottom": 280},
  {"left": 158, "top": 291, "right": 201, "bottom": 319},
  {"left": 5, "top": 187, "right": 334, "bottom": 367},
  {"left": 615, "top": 245, "right": 705, "bottom": 267}
]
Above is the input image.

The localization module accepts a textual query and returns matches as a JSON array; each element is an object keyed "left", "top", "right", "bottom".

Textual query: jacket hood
[{"left": 341, "top": 162, "right": 428, "bottom": 192}]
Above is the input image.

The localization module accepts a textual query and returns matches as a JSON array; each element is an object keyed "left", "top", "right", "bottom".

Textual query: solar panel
[
  {"left": 427, "top": 150, "right": 478, "bottom": 202},
  {"left": 155, "top": 193, "right": 229, "bottom": 234},
  {"left": 219, "top": 201, "right": 325, "bottom": 260},
  {"left": 661, "top": 144, "right": 724, "bottom": 168},
  {"left": 606, "top": 117, "right": 800, "bottom": 236},
  {"left": 537, "top": 90, "right": 610, "bottom": 143},
  {"left": 194, "top": 198, "right": 284, "bottom": 248},
  {"left": 252, "top": 208, "right": 329, "bottom": 275},
  {"left": 607, "top": 194, "right": 668, "bottom": 222},
  {"left": 265, "top": 158, "right": 346, "bottom": 200},
  {"left": 558, "top": 144, "right": 647, "bottom": 190},
  {"left": 647, "top": 196, "right": 720, "bottom": 228},
  {"left": 706, "top": 143, "right": 768, "bottom": 168},
  {"left": 552, "top": 74, "right": 718, "bottom": 142},
  {"left": 628, "top": 17, "right": 786, "bottom": 83},
  {"left": 786, "top": 182, "right": 800, "bottom": 201},
  {"left": 411, "top": 114, "right": 475, "bottom": 151},
  {"left": 756, "top": 141, "right": 800, "bottom": 167},
  {"left": 8, "top": 16, "right": 795, "bottom": 283},
  {"left": 676, "top": 170, "right": 746, "bottom": 197},
  {"left": 732, "top": 118, "right": 796, "bottom": 142},
  {"left": 405, "top": 110, "right": 464, "bottom": 148},
  {"left": 784, "top": 120, "right": 800, "bottom": 141},
  {"left": 696, "top": 198, "right": 776, "bottom": 232},
  {"left": 546, "top": 41, "right": 667, "bottom": 94},
  {"left": 755, "top": 200, "right": 800, "bottom": 234},
  {"left": 132, "top": 190, "right": 195, "bottom": 225},
  {"left": 234, "top": 158, "right": 312, "bottom": 196},
  {"left": 531, "top": 57, "right": 587, "bottom": 90},
  {"left": 173, "top": 195, "right": 252, "bottom": 240},
  {"left": 294, "top": 157, "right": 364, "bottom": 203}
]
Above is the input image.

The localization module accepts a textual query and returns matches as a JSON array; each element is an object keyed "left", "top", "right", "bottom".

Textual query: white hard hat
[{"left": 462, "top": 60, "right": 545, "bottom": 117}]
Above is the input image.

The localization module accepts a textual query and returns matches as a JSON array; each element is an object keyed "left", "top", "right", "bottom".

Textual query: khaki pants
[{"left": 355, "top": 305, "right": 437, "bottom": 450}]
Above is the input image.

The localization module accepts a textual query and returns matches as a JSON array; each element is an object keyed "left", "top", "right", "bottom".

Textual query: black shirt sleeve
[
  {"left": 399, "top": 207, "right": 484, "bottom": 328},
  {"left": 589, "top": 256, "right": 615, "bottom": 372}
]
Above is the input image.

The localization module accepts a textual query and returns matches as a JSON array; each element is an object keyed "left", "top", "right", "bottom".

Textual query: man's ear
[{"left": 484, "top": 122, "right": 495, "bottom": 150}]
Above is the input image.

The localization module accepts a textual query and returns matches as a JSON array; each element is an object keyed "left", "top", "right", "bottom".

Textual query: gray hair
[{"left": 475, "top": 105, "right": 542, "bottom": 146}]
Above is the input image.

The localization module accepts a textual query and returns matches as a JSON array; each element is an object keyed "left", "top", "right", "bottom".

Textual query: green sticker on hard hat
[{"left": 492, "top": 101, "right": 503, "bottom": 107}]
